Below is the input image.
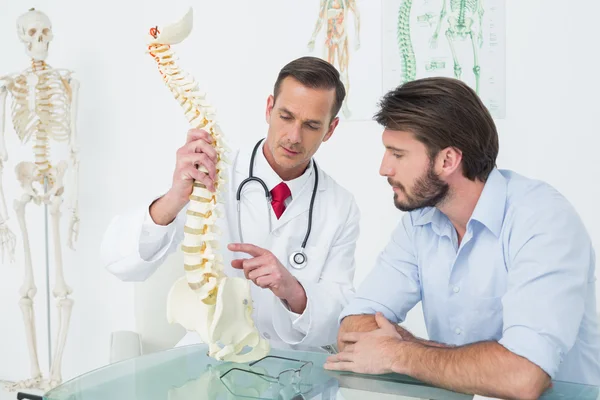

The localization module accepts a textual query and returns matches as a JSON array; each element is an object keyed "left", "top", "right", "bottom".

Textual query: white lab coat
[{"left": 100, "top": 141, "right": 360, "bottom": 353}]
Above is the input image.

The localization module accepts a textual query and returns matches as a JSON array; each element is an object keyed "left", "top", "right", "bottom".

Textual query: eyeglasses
[{"left": 220, "top": 355, "right": 313, "bottom": 388}]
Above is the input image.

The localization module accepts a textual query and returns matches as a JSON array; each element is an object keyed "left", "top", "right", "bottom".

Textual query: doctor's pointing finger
[{"left": 228, "top": 243, "right": 308, "bottom": 314}]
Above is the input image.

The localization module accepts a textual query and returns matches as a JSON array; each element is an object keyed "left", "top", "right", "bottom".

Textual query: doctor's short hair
[
  {"left": 273, "top": 56, "right": 346, "bottom": 120},
  {"left": 374, "top": 77, "right": 499, "bottom": 182}
]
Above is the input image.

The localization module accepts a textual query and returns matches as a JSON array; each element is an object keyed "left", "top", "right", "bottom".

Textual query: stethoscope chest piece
[
  {"left": 289, "top": 250, "right": 308, "bottom": 269},
  {"left": 238, "top": 138, "right": 318, "bottom": 271}
]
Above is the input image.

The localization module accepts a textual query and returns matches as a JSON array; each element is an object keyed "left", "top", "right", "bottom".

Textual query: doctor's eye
[
  {"left": 393, "top": 153, "right": 403, "bottom": 159},
  {"left": 280, "top": 115, "right": 292, "bottom": 121}
]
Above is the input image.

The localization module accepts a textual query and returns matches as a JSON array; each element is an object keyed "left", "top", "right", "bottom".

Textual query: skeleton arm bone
[
  {"left": 0, "top": 79, "right": 9, "bottom": 162},
  {"left": 348, "top": 0, "right": 361, "bottom": 49},
  {"left": 66, "top": 77, "right": 80, "bottom": 250},
  {"left": 0, "top": 79, "right": 16, "bottom": 263},
  {"left": 476, "top": 0, "right": 485, "bottom": 47},
  {"left": 430, "top": 0, "right": 448, "bottom": 48},
  {"left": 308, "top": 0, "right": 328, "bottom": 51}
]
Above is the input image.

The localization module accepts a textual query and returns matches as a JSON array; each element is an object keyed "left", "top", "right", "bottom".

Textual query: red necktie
[{"left": 271, "top": 182, "right": 291, "bottom": 219}]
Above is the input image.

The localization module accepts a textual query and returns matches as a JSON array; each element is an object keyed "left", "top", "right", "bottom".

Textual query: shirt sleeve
[
  {"left": 339, "top": 212, "right": 421, "bottom": 324},
  {"left": 498, "top": 200, "right": 594, "bottom": 379},
  {"left": 101, "top": 196, "right": 185, "bottom": 282}
]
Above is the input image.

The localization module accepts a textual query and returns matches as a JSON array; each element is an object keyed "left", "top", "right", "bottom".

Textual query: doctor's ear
[
  {"left": 265, "top": 95, "right": 275, "bottom": 123},
  {"left": 323, "top": 117, "right": 339, "bottom": 142}
]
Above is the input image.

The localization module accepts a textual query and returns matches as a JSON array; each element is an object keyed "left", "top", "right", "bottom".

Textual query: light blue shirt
[{"left": 340, "top": 168, "right": 600, "bottom": 385}]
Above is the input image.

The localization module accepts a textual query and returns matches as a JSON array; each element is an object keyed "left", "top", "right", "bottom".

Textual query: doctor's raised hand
[
  {"left": 228, "top": 243, "right": 307, "bottom": 314},
  {"left": 149, "top": 128, "right": 218, "bottom": 226}
]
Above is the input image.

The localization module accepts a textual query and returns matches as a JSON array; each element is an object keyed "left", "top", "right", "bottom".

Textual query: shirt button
[
  {"left": 263, "top": 332, "right": 271, "bottom": 339},
  {"left": 272, "top": 230, "right": 280, "bottom": 237},
  {"left": 453, "top": 286, "right": 460, "bottom": 293},
  {"left": 455, "top": 328, "right": 462, "bottom": 335}
]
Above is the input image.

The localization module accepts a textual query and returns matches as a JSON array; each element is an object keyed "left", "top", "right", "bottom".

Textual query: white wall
[{"left": 0, "top": 0, "right": 598, "bottom": 383}]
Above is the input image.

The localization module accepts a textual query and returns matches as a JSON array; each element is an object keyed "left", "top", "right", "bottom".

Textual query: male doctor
[{"left": 100, "top": 56, "right": 360, "bottom": 352}]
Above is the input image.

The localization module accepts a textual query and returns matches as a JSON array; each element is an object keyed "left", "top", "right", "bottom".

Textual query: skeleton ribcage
[
  {"left": 450, "top": 0, "right": 477, "bottom": 13},
  {"left": 10, "top": 71, "right": 71, "bottom": 144}
]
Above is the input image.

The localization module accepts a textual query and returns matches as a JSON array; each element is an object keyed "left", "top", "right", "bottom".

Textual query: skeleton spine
[
  {"left": 32, "top": 61, "right": 50, "bottom": 172},
  {"left": 148, "top": 42, "right": 227, "bottom": 305},
  {"left": 454, "top": 0, "right": 468, "bottom": 27},
  {"left": 397, "top": 0, "right": 416, "bottom": 84}
]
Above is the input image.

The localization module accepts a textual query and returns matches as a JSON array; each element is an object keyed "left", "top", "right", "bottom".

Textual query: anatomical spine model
[
  {"left": 146, "top": 8, "right": 269, "bottom": 362},
  {"left": 0, "top": 9, "right": 80, "bottom": 391}
]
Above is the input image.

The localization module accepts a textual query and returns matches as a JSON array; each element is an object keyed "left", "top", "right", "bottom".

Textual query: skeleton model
[
  {"left": 307, "top": 0, "right": 360, "bottom": 118},
  {"left": 146, "top": 8, "right": 269, "bottom": 363},
  {"left": 430, "top": 0, "right": 485, "bottom": 93},
  {"left": 0, "top": 8, "right": 80, "bottom": 391},
  {"left": 397, "top": 0, "right": 416, "bottom": 84}
]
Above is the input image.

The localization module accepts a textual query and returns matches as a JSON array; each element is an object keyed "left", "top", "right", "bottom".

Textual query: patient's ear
[{"left": 437, "top": 147, "right": 462, "bottom": 177}]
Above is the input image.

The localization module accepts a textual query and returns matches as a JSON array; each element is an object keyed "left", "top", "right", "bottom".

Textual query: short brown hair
[
  {"left": 374, "top": 77, "right": 498, "bottom": 182},
  {"left": 274, "top": 56, "right": 346, "bottom": 119}
]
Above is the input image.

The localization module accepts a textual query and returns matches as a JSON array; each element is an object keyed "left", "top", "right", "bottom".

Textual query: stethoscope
[{"left": 236, "top": 139, "right": 318, "bottom": 269}]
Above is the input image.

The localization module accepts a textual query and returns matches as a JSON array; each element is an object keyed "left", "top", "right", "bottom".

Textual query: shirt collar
[
  {"left": 254, "top": 141, "right": 314, "bottom": 199},
  {"left": 469, "top": 168, "right": 507, "bottom": 237},
  {"left": 412, "top": 168, "right": 507, "bottom": 237}
]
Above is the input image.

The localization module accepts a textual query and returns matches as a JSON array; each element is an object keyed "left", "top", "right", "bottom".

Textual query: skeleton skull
[{"left": 16, "top": 8, "right": 53, "bottom": 61}]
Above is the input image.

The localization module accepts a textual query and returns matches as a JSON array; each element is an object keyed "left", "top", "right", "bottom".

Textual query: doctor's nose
[{"left": 287, "top": 123, "right": 302, "bottom": 144}]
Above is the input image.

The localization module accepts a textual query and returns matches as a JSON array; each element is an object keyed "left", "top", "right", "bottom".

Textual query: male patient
[{"left": 325, "top": 77, "right": 600, "bottom": 399}]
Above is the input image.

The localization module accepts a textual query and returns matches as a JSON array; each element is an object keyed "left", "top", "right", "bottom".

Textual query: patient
[{"left": 325, "top": 77, "right": 600, "bottom": 399}]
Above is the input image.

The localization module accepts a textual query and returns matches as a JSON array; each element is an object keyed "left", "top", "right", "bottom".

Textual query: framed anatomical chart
[
  {"left": 382, "top": 0, "right": 506, "bottom": 118},
  {"left": 304, "top": 0, "right": 382, "bottom": 121}
]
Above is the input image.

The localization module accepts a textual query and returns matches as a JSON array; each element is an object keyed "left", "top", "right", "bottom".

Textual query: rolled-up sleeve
[
  {"left": 499, "top": 202, "right": 594, "bottom": 379},
  {"left": 339, "top": 212, "right": 421, "bottom": 324}
]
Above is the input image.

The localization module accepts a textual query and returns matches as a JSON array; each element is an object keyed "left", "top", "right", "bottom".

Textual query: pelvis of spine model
[
  {"left": 0, "top": 8, "right": 80, "bottom": 391},
  {"left": 147, "top": 8, "right": 269, "bottom": 362}
]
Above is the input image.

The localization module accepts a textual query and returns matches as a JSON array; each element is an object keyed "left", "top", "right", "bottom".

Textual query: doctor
[{"left": 100, "top": 56, "right": 360, "bottom": 352}]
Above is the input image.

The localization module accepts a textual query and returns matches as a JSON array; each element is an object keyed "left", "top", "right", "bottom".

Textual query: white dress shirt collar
[{"left": 255, "top": 141, "right": 314, "bottom": 201}]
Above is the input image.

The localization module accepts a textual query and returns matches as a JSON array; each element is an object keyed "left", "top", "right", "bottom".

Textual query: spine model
[
  {"left": 147, "top": 14, "right": 227, "bottom": 305},
  {"left": 145, "top": 8, "right": 270, "bottom": 362}
]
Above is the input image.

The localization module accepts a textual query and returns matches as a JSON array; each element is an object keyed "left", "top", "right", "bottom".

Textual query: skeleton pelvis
[
  {"left": 166, "top": 276, "right": 270, "bottom": 362},
  {"left": 15, "top": 160, "right": 67, "bottom": 203}
]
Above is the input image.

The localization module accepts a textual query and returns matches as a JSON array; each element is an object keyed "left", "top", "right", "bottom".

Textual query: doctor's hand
[
  {"left": 228, "top": 243, "right": 308, "bottom": 314},
  {"left": 170, "top": 128, "right": 218, "bottom": 202},
  {"left": 150, "top": 129, "right": 218, "bottom": 226}
]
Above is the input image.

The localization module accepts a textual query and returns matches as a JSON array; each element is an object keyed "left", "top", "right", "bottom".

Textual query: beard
[{"left": 389, "top": 161, "right": 449, "bottom": 212}]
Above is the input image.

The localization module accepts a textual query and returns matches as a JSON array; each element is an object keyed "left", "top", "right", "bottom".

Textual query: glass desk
[{"left": 32, "top": 344, "right": 599, "bottom": 400}]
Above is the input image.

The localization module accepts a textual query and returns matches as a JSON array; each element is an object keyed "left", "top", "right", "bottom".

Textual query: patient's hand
[{"left": 325, "top": 312, "right": 406, "bottom": 375}]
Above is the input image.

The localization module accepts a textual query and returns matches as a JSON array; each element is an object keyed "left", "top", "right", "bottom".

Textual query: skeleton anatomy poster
[
  {"left": 382, "top": 0, "right": 506, "bottom": 118},
  {"left": 304, "top": 0, "right": 382, "bottom": 121}
]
